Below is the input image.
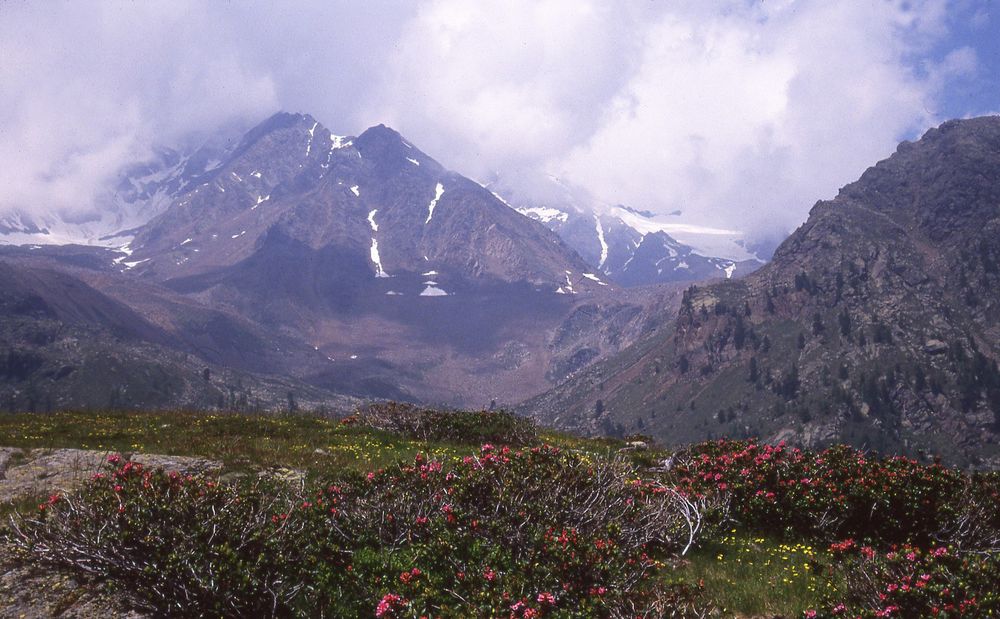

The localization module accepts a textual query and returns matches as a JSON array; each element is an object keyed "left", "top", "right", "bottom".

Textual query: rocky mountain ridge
[{"left": 523, "top": 115, "right": 1000, "bottom": 467}]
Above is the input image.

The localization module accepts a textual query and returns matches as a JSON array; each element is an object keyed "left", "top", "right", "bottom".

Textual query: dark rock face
[{"left": 524, "top": 116, "right": 1000, "bottom": 467}]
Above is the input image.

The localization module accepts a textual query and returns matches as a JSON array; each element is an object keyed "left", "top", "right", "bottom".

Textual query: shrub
[
  {"left": 809, "top": 542, "right": 1000, "bottom": 618},
  {"left": 355, "top": 402, "right": 538, "bottom": 446},
  {"left": 666, "top": 439, "right": 1000, "bottom": 549},
  {"left": 8, "top": 447, "right": 712, "bottom": 617},
  {"left": 8, "top": 456, "right": 351, "bottom": 616}
]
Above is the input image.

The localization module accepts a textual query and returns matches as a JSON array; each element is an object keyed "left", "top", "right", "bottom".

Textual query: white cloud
[
  {"left": 0, "top": 0, "right": 985, "bottom": 241},
  {"left": 368, "top": 0, "right": 980, "bottom": 238},
  {"left": 556, "top": 0, "right": 974, "bottom": 236},
  {"left": 367, "top": 0, "right": 649, "bottom": 178},
  {"left": 0, "top": 2, "right": 278, "bottom": 220}
]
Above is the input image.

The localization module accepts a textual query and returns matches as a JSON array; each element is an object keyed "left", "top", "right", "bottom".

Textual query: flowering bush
[
  {"left": 807, "top": 542, "right": 1000, "bottom": 617},
  {"left": 667, "top": 439, "right": 1000, "bottom": 548},
  {"left": 9, "top": 455, "right": 350, "bottom": 616},
  {"left": 344, "top": 443, "right": 714, "bottom": 617},
  {"left": 9, "top": 446, "right": 711, "bottom": 617}
]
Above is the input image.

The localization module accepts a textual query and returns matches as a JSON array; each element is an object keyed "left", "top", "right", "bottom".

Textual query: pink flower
[
  {"left": 537, "top": 592, "right": 555, "bottom": 605},
  {"left": 375, "top": 593, "right": 406, "bottom": 618}
]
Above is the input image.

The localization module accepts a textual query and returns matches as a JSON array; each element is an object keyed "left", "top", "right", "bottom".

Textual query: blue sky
[
  {"left": 933, "top": 4, "right": 999, "bottom": 119},
  {"left": 0, "top": 1, "right": 997, "bottom": 240}
]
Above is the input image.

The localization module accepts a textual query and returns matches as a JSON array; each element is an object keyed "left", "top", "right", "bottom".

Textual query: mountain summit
[{"left": 128, "top": 112, "right": 597, "bottom": 290}]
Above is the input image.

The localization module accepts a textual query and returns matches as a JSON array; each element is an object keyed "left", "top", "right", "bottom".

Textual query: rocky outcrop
[{"left": 0, "top": 447, "right": 221, "bottom": 504}]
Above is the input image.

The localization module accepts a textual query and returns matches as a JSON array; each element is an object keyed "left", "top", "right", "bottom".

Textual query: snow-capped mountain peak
[{"left": 487, "top": 173, "right": 765, "bottom": 286}]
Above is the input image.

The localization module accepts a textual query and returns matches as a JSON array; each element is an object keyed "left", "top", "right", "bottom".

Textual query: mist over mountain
[{"left": 3, "top": 2, "right": 994, "bottom": 248}]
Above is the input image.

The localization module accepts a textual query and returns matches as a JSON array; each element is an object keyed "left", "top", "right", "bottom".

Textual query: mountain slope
[
  {"left": 0, "top": 255, "right": 359, "bottom": 413},
  {"left": 523, "top": 116, "right": 1000, "bottom": 467}
]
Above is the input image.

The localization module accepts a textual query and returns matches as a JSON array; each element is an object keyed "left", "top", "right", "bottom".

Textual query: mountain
[
  {"left": 127, "top": 114, "right": 599, "bottom": 289},
  {"left": 523, "top": 116, "right": 1000, "bottom": 467},
  {"left": 0, "top": 112, "right": 683, "bottom": 412},
  {"left": 486, "top": 173, "right": 765, "bottom": 286}
]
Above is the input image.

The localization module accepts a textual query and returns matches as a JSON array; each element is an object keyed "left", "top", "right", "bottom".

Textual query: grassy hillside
[{"left": 2, "top": 407, "right": 998, "bottom": 617}]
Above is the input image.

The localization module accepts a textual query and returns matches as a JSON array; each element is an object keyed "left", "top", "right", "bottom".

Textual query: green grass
[
  {"left": 1, "top": 493, "right": 45, "bottom": 521},
  {"left": 678, "top": 532, "right": 840, "bottom": 617},
  {"left": 0, "top": 410, "right": 651, "bottom": 477}
]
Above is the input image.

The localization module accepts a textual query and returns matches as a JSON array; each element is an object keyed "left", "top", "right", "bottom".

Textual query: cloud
[
  {"left": 0, "top": 0, "right": 988, "bottom": 241},
  {"left": 0, "top": 2, "right": 279, "bottom": 221},
  {"left": 374, "top": 0, "right": 978, "bottom": 238}
]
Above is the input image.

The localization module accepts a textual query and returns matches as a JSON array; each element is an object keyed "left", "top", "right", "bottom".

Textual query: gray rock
[
  {"left": 130, "top": 453, "right": 221, "bottom": 475},
  {"left": 0, "top": 448, "right": 107, "bottom": 503},
  {"left": 0, "top": 542, "right": 148, "bottom": 618},
  {"left": 923, "top": 339, "right": 949, "bottom": 354}
]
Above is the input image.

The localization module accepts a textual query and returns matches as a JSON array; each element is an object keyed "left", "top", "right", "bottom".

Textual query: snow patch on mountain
[
  {"left": 419, "top": 285, "right": 449, "bottom": 296},
  {"left": 517, "top": 206, "right": 569, "bottom": 224},
  {"left": 583, "top": 273, "right": 608, "bottom": 286},
  {"left": 594, "top": 216, "right": 608, "bottom": 269},
  {"left": 367, "top": 209, "right": 389, "bottom": 278},
  {"left": 425, "top": 183, "right": 445, "bottom": 224},
  {"left": 305, "top": 121, "right": 318, "bottom": 157}
]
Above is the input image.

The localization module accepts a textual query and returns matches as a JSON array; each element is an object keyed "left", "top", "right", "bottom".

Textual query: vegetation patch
[
  {"left": 353, "top": 402, "right": 538, "bottom": 446},
  {"left": 3, "top": 412, "right": 1000, "bottom": 617}
]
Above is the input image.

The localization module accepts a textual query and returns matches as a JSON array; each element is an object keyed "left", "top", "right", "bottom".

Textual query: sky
[{"left": 0, "top": 0, "right": 997, "bottom": 241}]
